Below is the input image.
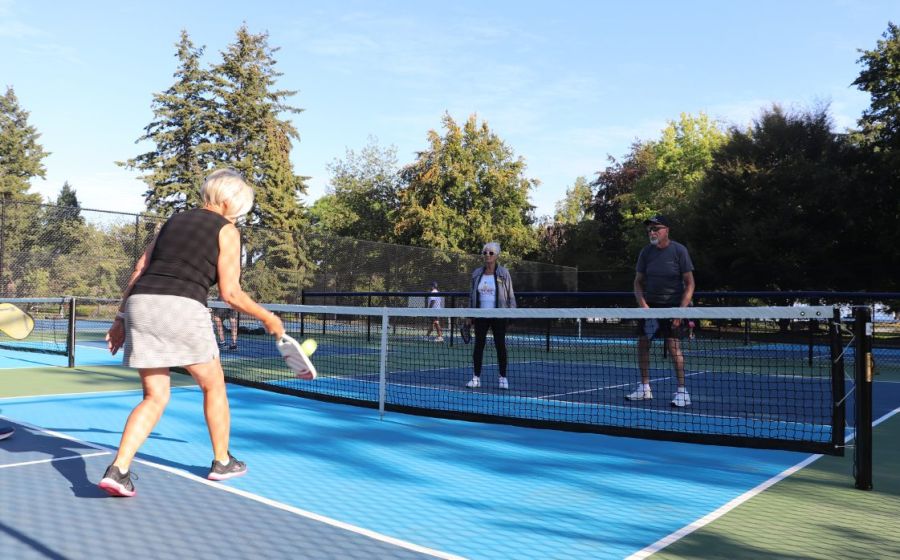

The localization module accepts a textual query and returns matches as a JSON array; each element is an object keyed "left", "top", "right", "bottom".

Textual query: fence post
[
  {"left": 132, "top": 215, "right": 141, "bottom": 266},
  {"left": 0, "top": 197, "right": 5, "bottom": 294},
  {"left": 67, "top": 297, "right": 76, "bottom": 368}
]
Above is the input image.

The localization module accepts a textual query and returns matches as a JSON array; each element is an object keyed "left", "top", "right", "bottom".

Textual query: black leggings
[{"left": 473, "top": 318, "right": 508, "bottom": 377}]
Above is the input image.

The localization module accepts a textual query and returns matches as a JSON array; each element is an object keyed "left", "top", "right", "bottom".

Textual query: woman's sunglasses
[{"left": 482, "top": 251, "right": 496, "bottom": 256}]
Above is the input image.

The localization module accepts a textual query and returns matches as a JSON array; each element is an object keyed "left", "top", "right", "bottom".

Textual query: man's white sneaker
[
  {"left": 626, "top": 387, "right": 653, "bottom": 400},
  {"left": 671, "top": 390, "right": 692, "bottom": 407},
  {"left": 466, "top": 376, "right": 481, "bottom": 388},
  {"left": 435, "top": 336, "right": 444, "bottom": 343},
  {"left": 498, "top": 377, "right": 509, "bottom": 390}
]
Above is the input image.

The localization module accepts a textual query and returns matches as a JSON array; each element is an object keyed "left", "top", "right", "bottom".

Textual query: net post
[
  {"left": 378, "top": 313, "right": 389, "bottom": 419},
  {"left": 807, "top": 317, "right": 815, "bottom": 366},
  {"left": 545, "top": 319, "right": 551, "bottom": 353},
  {"left": 829, "top": 308, "right": 845, "bottom": 455},
  {"left": 67, "top": 296, "right": 76, "bottom": 368},
  {"left": 299, "top": 290, "right": 305, "bottom": 338},
  {"left": 853, "top": 306, "right": 873, "bottom": 490},
  {"left": 366, "top": 294, "right": 372, "bottom": 343},
  {"left": 449, "top": 295, "right": 456, "bottom": 347}
]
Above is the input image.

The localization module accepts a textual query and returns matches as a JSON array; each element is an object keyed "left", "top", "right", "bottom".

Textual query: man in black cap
[
  {"left": 426, "top": 281, "right": 444, "bottom": 342},
  {"left": 627, "top": 215, "right": 695, "bottom": 407}
]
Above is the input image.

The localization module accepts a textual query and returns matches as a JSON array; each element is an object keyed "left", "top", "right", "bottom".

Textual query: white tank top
[{"left": 478, "top": 274, "right": 497, "bottom": 308}]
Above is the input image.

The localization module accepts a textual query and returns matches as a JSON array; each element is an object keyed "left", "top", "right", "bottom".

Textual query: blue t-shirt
[{"left": 635, "top": 241, "right": 694, "bottom": 306}]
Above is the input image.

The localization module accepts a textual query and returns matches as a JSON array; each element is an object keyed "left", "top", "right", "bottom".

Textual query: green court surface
[
  {"left": 654, "top": 411, "right": 900, "bottom": 559},
  {"left": 0, "top": 365, "right": 196, "bottom": 398}
]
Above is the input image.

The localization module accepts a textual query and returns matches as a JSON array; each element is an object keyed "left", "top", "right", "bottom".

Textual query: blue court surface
[
  {"left": 3, "top": 341, "right": 898, "bottom": 559},
  {"left": 0, "top": 381, "right": 856, "bottom": 560}
]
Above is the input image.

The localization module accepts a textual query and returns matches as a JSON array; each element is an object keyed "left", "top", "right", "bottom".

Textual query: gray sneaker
[
  {"left": 208, "top": 451, "right": 247, "bottom": 481},
  {"left": 99, "top": 464, "right": 137, "bottom": 497}
]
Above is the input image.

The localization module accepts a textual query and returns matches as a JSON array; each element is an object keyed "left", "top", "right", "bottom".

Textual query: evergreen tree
[
  {"left": 395, "top": 113, "right": 537, "bottom": 257},
  {"left": 0, "top": 87, "right": 46, "bottom": 295},
  {"left": 211, "top": 25, "right": 306, "bottom": 207},
  {"left": 119, "top": 31, "right": 217, "bottom": 214},
  {"left": 211, "top": 25, "right": 309, "bottom": 300},
  {"left": 43, "top": 181, "right": 86, "bottom": 255},
  {"left": 0, "top": 87, "right": 48, "bottom": 199},
  {"left": 852, "top": 22, "right": 900, "bottom": 152}
]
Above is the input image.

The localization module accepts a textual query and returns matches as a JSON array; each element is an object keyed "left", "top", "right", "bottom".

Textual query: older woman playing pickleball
[{"left": 100, "top": 169, "right": 284, "bottom": 497}]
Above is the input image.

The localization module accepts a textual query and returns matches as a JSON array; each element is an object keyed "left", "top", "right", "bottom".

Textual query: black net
[
  {"left": 0, "top": 297, "right": 72, "bottom": 356},
  {"left": 207, "top": 302, "right": 845, "bottom": 454}
]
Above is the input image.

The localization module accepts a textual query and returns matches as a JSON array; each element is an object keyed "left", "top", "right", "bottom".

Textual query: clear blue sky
[{"left": 1, "top": 0, "right": 896, "bottom": 219}]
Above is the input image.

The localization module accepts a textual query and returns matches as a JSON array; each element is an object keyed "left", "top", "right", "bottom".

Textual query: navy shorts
[{"left": 635, "top": 303, "right": 688, "bottom": 340}]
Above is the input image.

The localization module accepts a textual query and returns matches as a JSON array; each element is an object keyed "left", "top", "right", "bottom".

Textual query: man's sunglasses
[
  {"left": 482, "top": 251, "right": 496, "bottom": 256},
  {"left": 646, "top": 226, "right": 667, "bottom": 232}
]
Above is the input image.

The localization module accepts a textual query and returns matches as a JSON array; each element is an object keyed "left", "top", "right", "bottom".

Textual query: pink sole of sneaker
[
  {"left": 98, "top": 479, "right": 136, "bottom": 497},
  {"left": 207, "top": 468, "right": 248, "bottom": 481}
]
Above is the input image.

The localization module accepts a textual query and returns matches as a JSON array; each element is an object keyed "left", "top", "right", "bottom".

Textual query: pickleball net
[
  {"left": 207, "top": 302, "right": 846, "bottom": 455},
  {"left": 0, "top": 297, "right": 73, "bottom": 357}
]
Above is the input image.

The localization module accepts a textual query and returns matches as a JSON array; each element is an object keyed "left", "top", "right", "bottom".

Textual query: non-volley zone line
[{"left": 0, "top": 416, "right": 465, "bottom": 560}]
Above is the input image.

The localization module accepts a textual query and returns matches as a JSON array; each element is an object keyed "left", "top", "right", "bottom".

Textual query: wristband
[{"left": 116, "top": 312, "right": 126, "bottom": 320}]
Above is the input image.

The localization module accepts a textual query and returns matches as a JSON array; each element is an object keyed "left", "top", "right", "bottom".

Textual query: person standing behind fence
[
  {"left": 627, "top": 215, "right": 695, "bottom": 407},
  {"left": 425, "top": 281, "right": 444, "bottom": 342},
  {"left": 211, "top": 301, "right": 239, "bottom": 350},
  {"left": 100, "top": 168, "right": 285, "bottom": 497},
  {"left": 465, "top": 242, "right": 516, "bottom": 390}
]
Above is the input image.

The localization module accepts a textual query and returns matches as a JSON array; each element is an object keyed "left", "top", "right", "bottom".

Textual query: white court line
[
  {"left": 539, "top": 370, "right": 707, "bottom": 399},
  {"left": 625, "top": 405, "right": 900, "bottom": 560},
  {"left": 0, "top": 451, "right": 111, "bottom": 469},
  {"left": 1, "top": 416, "right": 465, "bottom": 560}
]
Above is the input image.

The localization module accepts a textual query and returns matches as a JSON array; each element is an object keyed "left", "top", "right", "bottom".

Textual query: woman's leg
[
  {"left": 492, "top": 319, "right": 508, "bottom": 377},
  {"left": 185, "top": 359, "right": 230, "bottom": 463},
  {"left": 111, "top": 368, "right": 171, "bottom": 471},
  {"left": 472, "top": 319, "right": 490, "bottom": 376}
]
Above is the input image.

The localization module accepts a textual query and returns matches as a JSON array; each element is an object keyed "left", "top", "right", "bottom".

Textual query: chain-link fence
[{"left": 0, "top": 199, "right": 577, "bottom": 302}]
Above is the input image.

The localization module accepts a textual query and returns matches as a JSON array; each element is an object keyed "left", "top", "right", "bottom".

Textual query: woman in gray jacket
[{"left": 465, "top": 241, "right": 516, "bottom": 389}]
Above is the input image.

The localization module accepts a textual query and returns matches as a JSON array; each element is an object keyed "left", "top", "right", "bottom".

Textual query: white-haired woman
[
  {"left": 100, "top": 168, "right": 284, "bottom": 497},
  {"left": 465, "top": 241, "right": 516, "bottom": 390}
]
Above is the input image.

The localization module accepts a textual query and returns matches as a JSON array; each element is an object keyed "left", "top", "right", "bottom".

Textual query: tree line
[{"left": 1, "top": 22, "right": 897, "bottom": 300}]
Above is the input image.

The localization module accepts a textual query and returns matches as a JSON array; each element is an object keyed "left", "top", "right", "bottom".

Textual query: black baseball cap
[{"left": 643, "top": 215, "right": 670, "bottom": 227}]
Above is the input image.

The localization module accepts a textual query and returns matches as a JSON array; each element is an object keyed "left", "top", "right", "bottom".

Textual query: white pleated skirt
[{"left": 123, "top": 294, "right": 219, "bottom": 368}]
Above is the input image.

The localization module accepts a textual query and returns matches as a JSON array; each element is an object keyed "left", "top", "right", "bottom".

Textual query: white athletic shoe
[
  {"left": 466, "top": 376, "right": 481, "bottom": 388},
  {"left": 671, "top": 389, "right": 692, "bottom": 407},
  {"left": 435, "top": 336, "right": 444, "bottom": 343},
  {"left": 498, "top": 377, "right": 509, "bottom": 390},
  {"left": 626, "top": 387, "right": 653, "bottom": 401}
]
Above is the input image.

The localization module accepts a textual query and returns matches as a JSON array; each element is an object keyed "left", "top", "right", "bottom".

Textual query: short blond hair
[{"left": 200, "top": 168, "right": 254, "bottom": 219}]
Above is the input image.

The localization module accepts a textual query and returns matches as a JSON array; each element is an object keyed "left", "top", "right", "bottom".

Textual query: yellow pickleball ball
[{"left": 300, "top": 338, "right": 318, "bottom": 357}]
